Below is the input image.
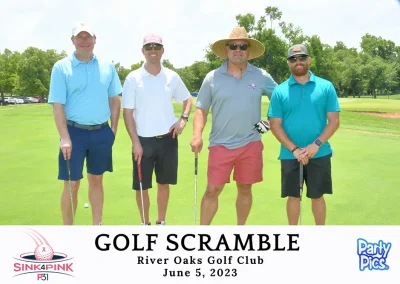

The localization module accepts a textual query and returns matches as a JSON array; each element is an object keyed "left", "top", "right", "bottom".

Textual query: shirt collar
[
  {"left": 141, "top": 63, "right": 165, "bottom": 77},
  {"left": 288, "top": 71, "right": 316, "bottom": 86},
  {"left": 219, "top": 59, "right": 255, "bottom": 75},
  {"left": 71, "top": 52, "right": 97, "bottom": 66}
]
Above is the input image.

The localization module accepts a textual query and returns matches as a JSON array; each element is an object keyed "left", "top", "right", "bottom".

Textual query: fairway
[{"left": 1, "top": 97, "right": 399, "bottom": 225}]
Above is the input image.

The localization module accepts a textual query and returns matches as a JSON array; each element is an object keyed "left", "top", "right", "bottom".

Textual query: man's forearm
[
  {"left": 271, "top": 124, "right": 297, "bottom": 152},
  {"left": 317, "top": 119, "right": 340, "bottom": 144},
  {"left": 123, "top": 109, "right": 140, "bottom": 143},
  {"left": 193, "top": 108, "right": 207, "bottom": 137},
  {"left": 53, "top": 103, "right": 70, "bottom": 140},
  {"left": 182, "top": 96, "right": 193, "bottom": 115},
  {"left": 109, "top": 96, "right": 121, "bottom": 132}
]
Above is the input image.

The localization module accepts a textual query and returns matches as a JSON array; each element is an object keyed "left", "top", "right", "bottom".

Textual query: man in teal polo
[
  {"left": 48, "top": 22, "right": 123, "bottom": 225},
  {"left": 267, "top": 44, "right": 340, "bottom": 225}
]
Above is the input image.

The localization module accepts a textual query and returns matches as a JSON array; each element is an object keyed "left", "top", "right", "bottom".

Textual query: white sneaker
[
  {"left": 156, "top": 221, "right": 166, "bottom": 225},
  {"left": 141, "top": 222, "right": 151, "bottom": 226}
]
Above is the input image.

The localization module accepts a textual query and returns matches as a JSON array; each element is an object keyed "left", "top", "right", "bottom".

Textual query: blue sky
[{"left": 1, "top": 0, "right": 399, "bottom": 68}]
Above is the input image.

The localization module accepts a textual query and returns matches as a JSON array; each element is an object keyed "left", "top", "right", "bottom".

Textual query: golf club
[
  {"left": 299, "top": 162, "right": 304, "bottom": 225},
  {"left": 66, "top": 159, "right": 75, "bottom": 225},
  {"left": 137, "top": 162, "right": 146, "bottom": 225},
  {"left": 194, "top": 153, "right": 198, "bottom": 225}
]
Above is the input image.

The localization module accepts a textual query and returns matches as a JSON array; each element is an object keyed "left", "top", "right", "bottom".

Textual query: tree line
[{"left": 1, "top": 6, "right": 399, "bottom": 105}]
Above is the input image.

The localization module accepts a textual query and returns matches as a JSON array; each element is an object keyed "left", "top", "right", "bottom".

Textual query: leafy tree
[
  {"left": 0, "top": 49, "right": 20, "bottom": 104},
  {"left": 265, "top": 6, "right": 282, "bottom": 31}
]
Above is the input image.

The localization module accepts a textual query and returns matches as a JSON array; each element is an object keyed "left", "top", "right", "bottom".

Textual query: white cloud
[{"left": 1, "top": 0, "right": 399, "bottom": 68}]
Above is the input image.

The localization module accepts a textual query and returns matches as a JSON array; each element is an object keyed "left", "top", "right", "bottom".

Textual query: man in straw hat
[
  {"left": 267, "top": 44, "right": 340, "bottom": 225},
  {"left": 190, "top": 26, "right": 278, "bottom": 225}
]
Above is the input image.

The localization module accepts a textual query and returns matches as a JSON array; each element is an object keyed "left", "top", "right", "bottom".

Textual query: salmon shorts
[{"left": 208, "top": 140, "right": 264, "bottom": 186}]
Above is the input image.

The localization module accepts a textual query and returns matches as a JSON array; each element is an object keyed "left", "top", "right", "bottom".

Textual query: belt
[
  {"left": 155, "top": 132, "right": 172, "bottom": 139},
  {"left": 67, "top": 120, "right": 108, "bottom": 131}
]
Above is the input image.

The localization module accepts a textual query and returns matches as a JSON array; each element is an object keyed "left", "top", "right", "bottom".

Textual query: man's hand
[
  {"left": 293, "top": 148, "right": 309, "bottom": 165},
  {"left": 169, "top": 119, "right": 187, "bottom": 138},
  {"left": 132, "top": 139, "right": 143, "bottom": 164},
  {"left": 253, "top": 120, "right": 270, "bottom": 134},
  {"left": 190, "top": 136, "right": 203, "bottom": 156},
  {"left": 60, "top": 137, "right": 72, "bottom": 160},
  {"left": 305, "top": 143, "right": 319, "bottom": 159}
]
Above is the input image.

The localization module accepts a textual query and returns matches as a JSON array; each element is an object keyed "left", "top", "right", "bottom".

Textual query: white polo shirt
[{"left": 122, "top": 64, "right": 190, "bottom": 137}]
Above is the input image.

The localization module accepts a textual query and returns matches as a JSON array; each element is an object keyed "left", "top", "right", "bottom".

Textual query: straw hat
[{"left": 211, "top": 27, "right": 265, "bottom": 60}]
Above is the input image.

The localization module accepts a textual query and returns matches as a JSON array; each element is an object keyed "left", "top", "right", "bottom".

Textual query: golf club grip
[
  {"left": 195, "top": 157, "right": 198, "bottom": 175},
  {"left": 138, "top": 162, "right": 142, "bottom": 181},
  {"left": 66, "top": 159, "right": 71, "bottom": 178},
  {"left": 299, "top": 163, "right": 304, "bottom": 189}
]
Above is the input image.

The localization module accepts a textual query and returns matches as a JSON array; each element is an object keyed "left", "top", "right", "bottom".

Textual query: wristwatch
[
  {"left": 181, "top": 113, "right": 189, "bottom": 121},
  {"left": 314, "top": 139, "right": 322, "bottom": 147}
]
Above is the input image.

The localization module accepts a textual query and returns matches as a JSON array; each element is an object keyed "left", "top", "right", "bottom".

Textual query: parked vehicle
[
  {"left": 13, "top": 97, "right": 24, "bottom": 104},
  {"left": 33, "top": 96, "right": 47, "bottom": 103},
  {"left": 15, "top": 96, "right": 30, "bottom": 104},
  {"left": 4, "top": 97, "right": 17, "bottom": 104},
  {"left": 26, "top": 97, "right": 39, "bottom": 103}
]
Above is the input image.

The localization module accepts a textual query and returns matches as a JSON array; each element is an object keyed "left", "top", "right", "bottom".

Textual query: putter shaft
[
  {"left": 299, "top": 162, "right": 304, "bottom": 225},
  {"left": 194, "top": 156, "right": 198, "bottom": 225},
  {"left": 66, "top": 159, "right": 75, "bottom": 225},
  {"left": 138, "top": 162, "right": 146, "bottom": 225}
]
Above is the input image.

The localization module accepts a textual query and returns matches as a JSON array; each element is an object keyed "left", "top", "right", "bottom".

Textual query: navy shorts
[
  {"left": 58, "top": 122, "right": 115, "bottom": 181},
  {"left": 280, "top": 153, "right": 333, "bottom": 199},
  {"left": 132, "top": 133, "right": 178, "bottom": 190}
]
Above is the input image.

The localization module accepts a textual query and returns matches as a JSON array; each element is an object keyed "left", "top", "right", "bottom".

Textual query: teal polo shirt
[
  {"left": 48, "top": 53, "right": 122, "bottom": 125},
  {"left": 267, "top": 71, "right": 340, "bottom": 160}
]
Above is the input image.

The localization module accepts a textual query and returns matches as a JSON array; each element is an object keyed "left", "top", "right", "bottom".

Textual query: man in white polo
[{"left": 122, "top": 33, "right": 192, "bottom": 225}]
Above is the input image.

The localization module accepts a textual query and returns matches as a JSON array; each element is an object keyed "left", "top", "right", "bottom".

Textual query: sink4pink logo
[{"left": 13, "top": 229, "right": 74, "bottom": 280}]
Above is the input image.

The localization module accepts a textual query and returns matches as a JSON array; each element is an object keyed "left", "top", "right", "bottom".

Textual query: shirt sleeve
[
  {"left": 48, "top": 63, "right": 67, "bottom": 105},
  {"left": 195, "top": 72, "right": 213, "bottom": 110},
  {"left": 267, "top": 88, "right": 283, "bottom": 119},
  {"left": 261, "top": 70, "right": 278, "bottom": 100},
  {"left": 326, "top": 83, "right": 341, "bottom": 112},
  {"left": 108, "top": 64, "right": 123, "bottom": 97},
  {"left": 122, "top": 74, "right": 137, "bottom": 109},
  {"left": 172, "top": 75, "right": 190, "bottom": 103}
]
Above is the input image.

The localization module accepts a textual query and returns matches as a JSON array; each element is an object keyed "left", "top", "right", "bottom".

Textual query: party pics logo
[
  {"left": 357, "top": 238, "right": 391, "bottom": 271},
  {"left": 13, "top": 229, "right": 74, "bottom": 280}
]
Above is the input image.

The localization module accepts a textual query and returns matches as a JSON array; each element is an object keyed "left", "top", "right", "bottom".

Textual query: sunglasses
[
  {"left": 227, "top": 43, "right": 249, "bottom": 51},
  {"left": 288, "top": 55, "right": 308, "bottom": 63},
  {"left": 143, "top": 43, "right": 163, "bottom": 51}
]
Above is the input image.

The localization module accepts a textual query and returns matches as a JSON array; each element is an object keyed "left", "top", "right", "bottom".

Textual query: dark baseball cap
[{"left": 287, "top": 44, "right": 309, "bottom": 59}]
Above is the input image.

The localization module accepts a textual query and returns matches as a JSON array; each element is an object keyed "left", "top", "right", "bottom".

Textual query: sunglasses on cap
[
  {"left": 227, "top": 43, "right": 249, "bottom": 51},
  {"left": 143, "top": 43, "right": 163, "bottom": 51},
  {"left": 288, "top": 55, "right": 308, "bottom": 63}
]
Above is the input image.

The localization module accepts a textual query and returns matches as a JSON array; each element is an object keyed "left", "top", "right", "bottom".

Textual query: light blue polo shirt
[
  {"left": 48, "top": 53, "right": 122, "bottom": 125},
  {"left": 267, "top": 71, "right": 340, "bottom": 160},
  {"left": 196, "top": 60, "right": 277, "bottom": 149}
]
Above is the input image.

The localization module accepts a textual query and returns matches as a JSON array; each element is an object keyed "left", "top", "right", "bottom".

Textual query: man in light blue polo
[
  {"left": 48, "top": 22, "right": 123, "bottom": 225},
  {"left": 267, "top": 44, "right": 341, "bottom": 225}
]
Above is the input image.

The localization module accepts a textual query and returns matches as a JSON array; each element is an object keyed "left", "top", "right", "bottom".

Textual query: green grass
[
  {"left": 1, "top": 98, "right": 399, "bottom": 225},
  {"left": 341, "top": 94, "right": 400, "bottom": 100}
]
